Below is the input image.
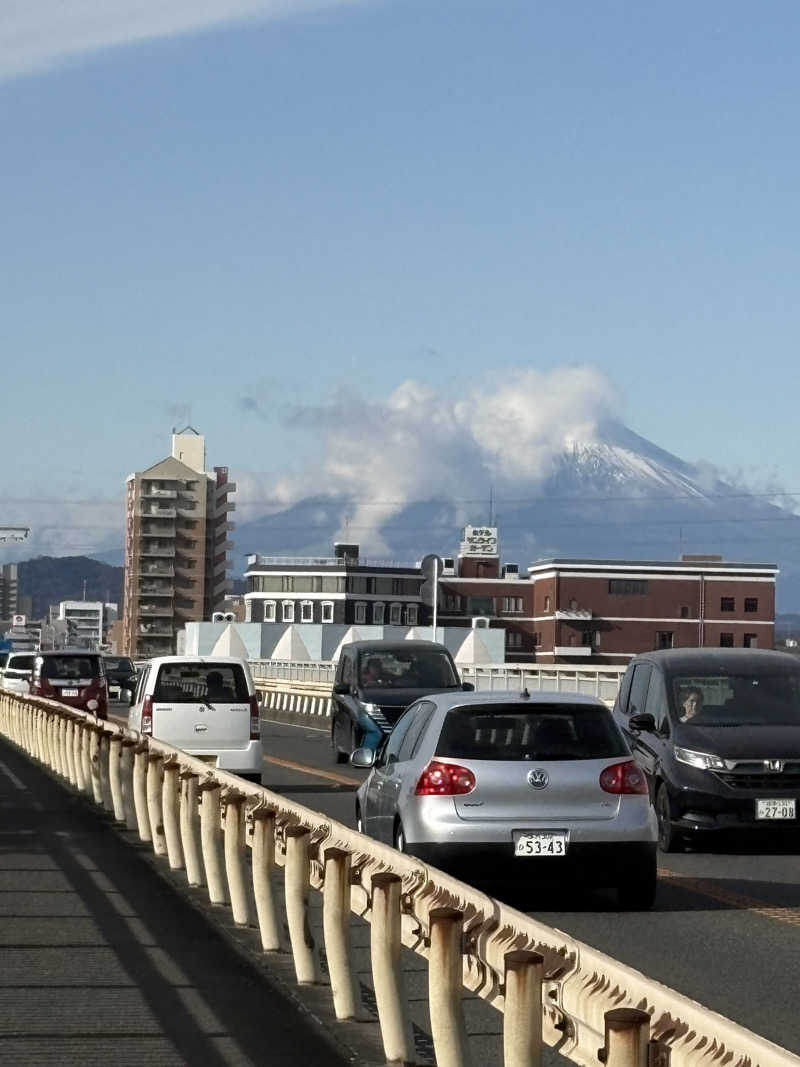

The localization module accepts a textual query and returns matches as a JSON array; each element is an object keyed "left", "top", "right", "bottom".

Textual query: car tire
[
  {"left": 332, "top": 718, "right": 348, "bottom": 764},
  {"left": 616, "top": 860, "right": 657, "bottom": 910},
  {"left": 393, "top": 821, "right": 406, "bottom": 853},
  {"left": 656, "top": 784, "right": 684, "bottom": 853}
]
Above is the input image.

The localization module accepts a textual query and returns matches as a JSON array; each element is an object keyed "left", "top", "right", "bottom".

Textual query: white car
[
  {"left": 0, "top": 651, "right": 36, "bottom": 695},
  {"left": 128, "top": 656, "right": 263, "bottom": 782}
]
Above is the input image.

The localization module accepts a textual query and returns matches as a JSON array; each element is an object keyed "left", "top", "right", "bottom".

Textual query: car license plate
[
  {"left": 109, "top": 686, "right": 120, "bottom": 699},
  {"left": 513, "top": 831, "right": 569, "bottom": 857},
  {"left": 61, "top": 688, "right": 79, "bottom": 697},
  {"left": 756, "top": 799, "right": 796, "bottom": 820}
]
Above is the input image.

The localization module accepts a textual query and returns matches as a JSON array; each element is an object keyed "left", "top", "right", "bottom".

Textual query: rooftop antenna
[{"left": 488, "top": 485, "right": 495, "bottom": 526}]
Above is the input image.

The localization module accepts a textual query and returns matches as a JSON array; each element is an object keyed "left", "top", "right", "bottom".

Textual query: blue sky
[{"left": 2, "top": 0, "right": 799, "bottom": 554}]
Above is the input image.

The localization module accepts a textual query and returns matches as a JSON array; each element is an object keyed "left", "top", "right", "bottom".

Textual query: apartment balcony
[
  {"left": 553, "top": 646, "right": 593, "bottom": 657},
  {"left": 137, "top": 640, "right": 174, "bottom": 657},
  {"left": 214, "top": 538, "right": 234, "bottom": 553},
  {"left": 217, "top": 498, "right": 236, "bottom": 513},
  {"left": 139, "top": 583, "right": 174, "bottom": 597},
  {"left": 139, "top": 546, "right": 176, "bottom": 558},
  {"left": 140, "top": 564, "right": 174, "bottom": 577},
  {"left": 138, "top": 623, "right": 174, "bottom": 637},
  {"left": 141, "top": 526, "right": 175, "bottom": 538},
  {"left": 554, "top": 609, "right": 593, "bottom": 621},
  {"left": 141, "top": 487, "right": 177, "bottom": 499},
  {"left": 139, "top": 603, "right": 174, "bottom": 617},
  {"left": 141, "top": 505, "right": 176, "bottom": 519}
]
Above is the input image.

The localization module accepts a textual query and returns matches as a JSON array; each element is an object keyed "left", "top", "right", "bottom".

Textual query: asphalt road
[{"left": 257, "top": 712, "right": 800, "bottom": 1057}]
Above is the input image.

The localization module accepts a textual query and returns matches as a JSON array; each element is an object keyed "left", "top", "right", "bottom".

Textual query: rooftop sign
[{"left": 459, "top": 525, "right": 499, "bottom": 557}]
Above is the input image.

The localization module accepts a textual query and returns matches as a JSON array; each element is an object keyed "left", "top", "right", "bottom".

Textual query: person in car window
[
  {"left": 679, "top": 687, "right": 703, "bottom": 721},
  {"left": 361, "top": 658, "right": 382, "bottom": 686},
  {"left": 206, "top": 671, "right": 228, "bottom": 700}
]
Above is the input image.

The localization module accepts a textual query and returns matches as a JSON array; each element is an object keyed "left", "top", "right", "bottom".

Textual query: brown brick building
[{"left": 438, "top": 541, "right": 776, "bottom": 665}]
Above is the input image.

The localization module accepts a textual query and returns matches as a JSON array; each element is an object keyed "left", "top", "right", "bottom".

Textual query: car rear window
[
  {"left": 105, "top": 657, "right": 135, "bottom": 672},
  {"left": 41, "top": 656, "right": 101, "bottom": 679},
  {"left": 8, "top": 655, "right": 35, "bottom": 672},
  {"left": 153, "top": 663, "right": 249, "bottom": 703},
  {"left": 436, "top": 704, "right": 628, "bottom": 761}
]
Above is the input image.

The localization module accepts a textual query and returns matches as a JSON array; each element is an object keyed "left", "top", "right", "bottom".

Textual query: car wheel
[
  {"left": 656, "top": 784, "right": 684, "bottom": 853},
  {"left": 332, "top": 718, "right": 348, "bottom": 764},
  {"left": 393, "top": 821, "right": 406, "bottom": 853},
  {"left": 616, "top": 861, "right": 657, "bottom": 910}
]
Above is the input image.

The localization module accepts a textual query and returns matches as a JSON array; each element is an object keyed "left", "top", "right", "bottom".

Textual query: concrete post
[
  {"left": 370, "top": 872, "right": 413, "bottom": 1064},
  {"left": 57, "top": 717, "right": 68, "bottom": 778},
  {"left": 88, "top": 729, "right": 103, "bottom": 805},
  {"left": 179, "top": 774, "right": 204, "bottom": 887},
  {"left": 503, "top": 950, "right": 544, "bottom": 1067},
  {"left": 146, "top": 754, "right": 167, "bottom": 856},
  {"left": 64, "top": 720, "right": 77, "bottom": 786},
  {"left": 428, "top": 907, "right": 470, "bottom": 1067},
  {"left": 133, "top": 748, "right": 151, "bottom": 841},
  {"left": 323, "top": 847, "right": 357, "bottom": 1020},
  {"left": 200, "top": 783, "right": 228, "bottom": 905},
  {"left": 604, "top": 1008, "right": 651, "bottom": 1067},
  {"left": 120, "top": 742, "right": 138, "bottom": 830},
  {"left": 251, "top": 810, "right": 281, "bottom": 951},
  {"left": 162, "top": 762, "right": 184, "bottom": 870},
  {"left": 73, "top": 721, "right": 87, "bottom": 792},
  {"left": 224, "top": 794, "right": 251, "bottom": 926},
  {"left": 285, "top": 826, "right": 318, "bottom": 984},
  {"left": 98, "top": 733, "right": 114, "bottom": 813},
  {"left": 80, "top": 725, "right": 93, "bottom": 795},
  {"left": 108, "top": 736, "right": 125, "bottom": 822}
]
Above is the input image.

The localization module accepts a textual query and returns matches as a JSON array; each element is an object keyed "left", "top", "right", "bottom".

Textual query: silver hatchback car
[{"left": 352, "top": 690, "right": 658, "bottom": 909}]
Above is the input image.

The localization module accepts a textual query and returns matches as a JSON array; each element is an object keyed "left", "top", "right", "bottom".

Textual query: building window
[
  {"left": 720, "top": 597, "right": 735, "bottom": 612},
  {"left": 373, "top": 602, "right": 385, "bottom": 625},
  {"left": 719, "top": 632, "right": 735, "bottom": 647},
  {"left": 744, "top": 633, "right": 758, "bottom": 648},
  {"left": 656, "top": 631, "right": 674, "bottom": 650},
  {"left": 609, "top": 580, "right": 648, "bottom": 596},
  {"left": 679, "top": 605, "right": 690, "bottom": 619},
  {"left": 354, "top": 602, "right": 367, "bottom": 625},
  {"left": 466, "top": 596, "right": 494, "bottom": 616},
  {"left": 744, "top": 598, "right": 758, "bottom": 613},
  {"left": 445, "top": 594, "right": 462, "bottom": 612},
  {"left": 569, "top": 599, "right": 578, "bottom": 611},
  {"left": 264, "top": 600, "right": 276, "bottom": 622},
  {"left": 581, "top": 630, "right": 600, "bottom": 648},
  {"left": 282, "top": 576, "right": 294, "bottom": 592},
  {"left": 321, "top": 601, "right": 334, "bottom": 623},
  {"left": 281, "top": 601, "right": 294, "bottom": 622},
  {"left": 544, "top": 596, "right": 551, "bottom": 612},
  {"left": 532, "top": 631, "right": 541, "bottom": 647},
  {"left": 501, "top": 597, "right": 523, "bottom": 613},
  {"left": 506, "top": 632, "right": 522, "bottom": 649},
  {"left": 406, "top": 605, "right": 418, "bottom": 626},
  {"left": 300, "top": 601, "right": 313, "bottom": 623},
  {"left": 389, "top": 603, "right": 402, "bottom": 625}
]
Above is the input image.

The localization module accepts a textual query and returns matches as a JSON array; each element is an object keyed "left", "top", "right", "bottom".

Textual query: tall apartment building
[
  {"left": 0, "top": 563, "right": 19, "bottom": 618},
  {"left": 122, "top": 429, "right": 235, "bottom": 657}
]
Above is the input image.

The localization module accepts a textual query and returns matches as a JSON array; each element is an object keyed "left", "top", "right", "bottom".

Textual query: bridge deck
[{"left": 0, "top": 738, "right": 347, "bottom": 1067}]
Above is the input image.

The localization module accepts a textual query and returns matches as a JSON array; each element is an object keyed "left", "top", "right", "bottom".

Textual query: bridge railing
[{"left": 1, "top": 687, "right": 796, "bottom": 1067}]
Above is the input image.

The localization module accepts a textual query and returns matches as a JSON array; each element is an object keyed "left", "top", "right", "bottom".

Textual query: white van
[
  {"left": 128, "top": 656, "right": 262, "bottom": 782},
  {"left": 0, "top": 651, "right": 36, "bottom": 695}
]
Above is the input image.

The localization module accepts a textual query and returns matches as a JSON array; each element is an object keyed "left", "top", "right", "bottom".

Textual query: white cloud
[
  {"left": 239, "top": 365, "right": 620, "bottom": 553},
  {"left": 1, "top": 0, "right": 362, "bottom": 80}
]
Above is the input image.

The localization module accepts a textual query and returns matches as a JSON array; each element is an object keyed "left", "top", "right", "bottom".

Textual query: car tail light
[
  {"left": 599, "top": 760, "right": 648, "bottom": 795},
  {"left": 249, "top": 695, "right": 261, "bottom": 740},
  {"left": 415, "top": 760, "right": 476, "bottom": 796},
  {"left": 141, "top": 695, "right": 153, "bottom": 736}
]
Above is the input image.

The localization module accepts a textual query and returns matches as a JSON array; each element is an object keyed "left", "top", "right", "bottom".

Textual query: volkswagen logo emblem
[{"left": 527, "top": 768, "right": 549, "bottom": 789}]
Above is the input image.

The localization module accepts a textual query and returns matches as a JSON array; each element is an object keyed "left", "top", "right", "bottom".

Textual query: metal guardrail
[{"left": 1, "top": 687, "right": 796, "bottom": 1067}]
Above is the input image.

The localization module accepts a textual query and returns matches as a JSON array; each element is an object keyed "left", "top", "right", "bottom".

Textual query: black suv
[
  {"left": 103, "top": 655, "right": 138, "bottom": 703},
  {"left": 612, "top": 648, "right": 800, "bottom": 851},
  {"left": 331, "top": 640, "right": 471, "bottom": 762}
]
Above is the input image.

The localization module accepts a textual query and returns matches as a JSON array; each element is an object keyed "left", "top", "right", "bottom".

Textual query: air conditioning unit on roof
[{"left": 471, "top": 616, "right": 490, "bottom": 629}]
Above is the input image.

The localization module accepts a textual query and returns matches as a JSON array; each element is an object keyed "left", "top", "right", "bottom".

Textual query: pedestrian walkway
[{"left": 0, "top": 738, "right": 347, "bottom": 1067}]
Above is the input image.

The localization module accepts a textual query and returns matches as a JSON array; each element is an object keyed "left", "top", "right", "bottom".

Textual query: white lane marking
[
  {"left": 261, "top": 717, "right": 329, "bottom": 735},
  {"left": 0, "top": 761, "right": 27, "bottom": 790}
]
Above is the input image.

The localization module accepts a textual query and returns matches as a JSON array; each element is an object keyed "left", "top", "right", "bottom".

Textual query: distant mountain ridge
[{"left": 17, "top": 556, "right": 124, "bottom": 619}]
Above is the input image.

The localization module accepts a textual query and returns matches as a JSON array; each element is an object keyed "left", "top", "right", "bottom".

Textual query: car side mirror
[
  {"left": 128, "top": 689, "right": 137, "bottom": 706},
  {"left": 350, "top": 747, "right": 375, "bottom": 769},
  {"left": 462, "top": 682, "right": 474, "bottom": 691},
  {"left": 629, "top": 712, "right": 656, "bottom": 733},
  {"left": 333, "top": 682, "right": 350, "bottom": 695}
]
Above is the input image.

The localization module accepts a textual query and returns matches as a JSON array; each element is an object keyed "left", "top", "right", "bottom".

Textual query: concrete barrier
[{"left": 2, "top": 687, "right": 797, "bottom": 1067}]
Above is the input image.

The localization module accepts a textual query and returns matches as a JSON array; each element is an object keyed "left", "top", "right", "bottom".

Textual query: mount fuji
[{"left": 233, "top": 420, "right": 800, "bottom": 609}]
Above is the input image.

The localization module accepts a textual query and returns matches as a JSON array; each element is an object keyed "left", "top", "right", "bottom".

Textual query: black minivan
[
  {"left": 331, "top": 640, "right": 471, "bottom": 762},
  {"left": 613, "top": 648, "right": 800, "bottom": 851}
]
